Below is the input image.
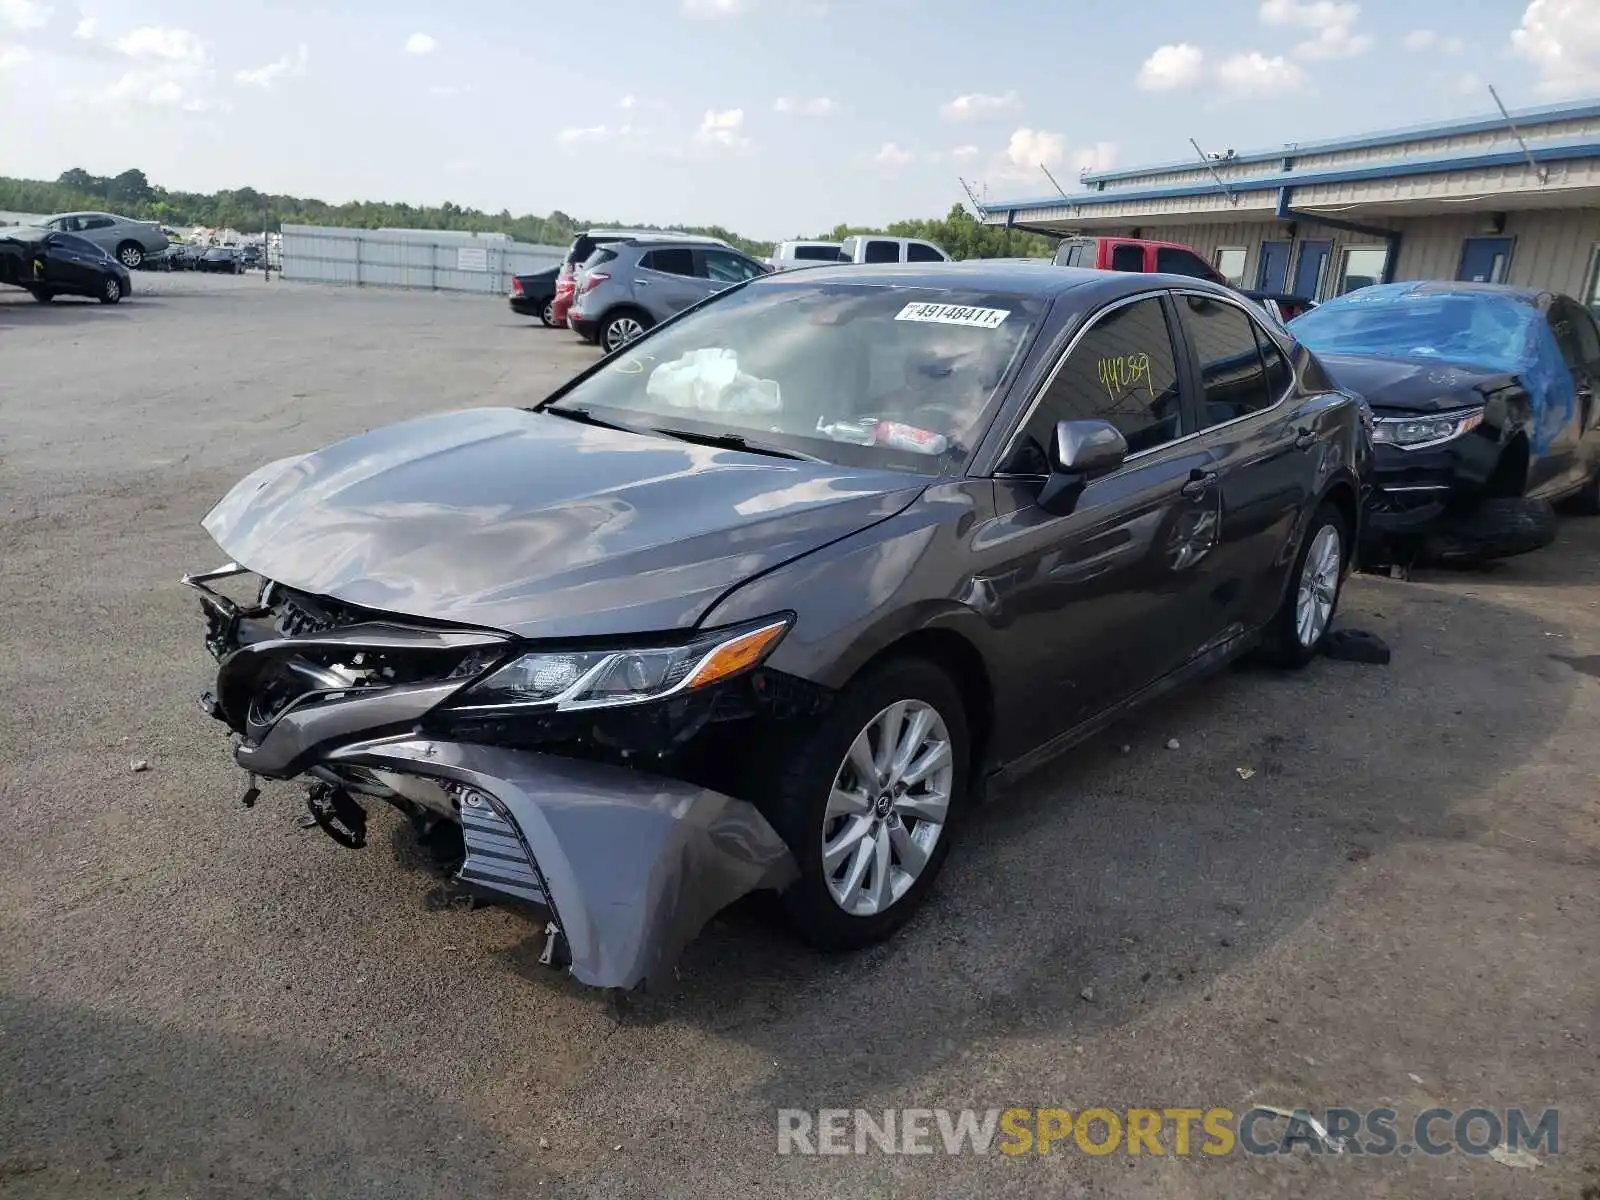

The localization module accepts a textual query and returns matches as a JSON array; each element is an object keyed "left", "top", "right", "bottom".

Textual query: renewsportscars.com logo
[{"left": 776, "top": 1106, "right": 1560, "bottom": 1158}]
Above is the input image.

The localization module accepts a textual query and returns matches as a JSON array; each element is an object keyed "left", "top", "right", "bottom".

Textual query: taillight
[
  {"left": 580, "top": 271, "right": 609, "bottom": 293},
  {"left": 510, "top": 277, "right": 524, "bottom": 296}
]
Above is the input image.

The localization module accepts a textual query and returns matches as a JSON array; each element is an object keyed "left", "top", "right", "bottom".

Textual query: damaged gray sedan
[{"left": 187, "top": 261, "right": 1368, "bottom": 991}]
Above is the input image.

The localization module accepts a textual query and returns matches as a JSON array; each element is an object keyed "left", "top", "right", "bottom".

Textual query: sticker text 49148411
[{"left": 894, "top": 302, "right": 1011, "bottom": 330}]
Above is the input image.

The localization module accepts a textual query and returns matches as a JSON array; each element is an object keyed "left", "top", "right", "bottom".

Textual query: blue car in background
[{"left": 1288, "top": 281, "right": 1600, "bottom": 564}]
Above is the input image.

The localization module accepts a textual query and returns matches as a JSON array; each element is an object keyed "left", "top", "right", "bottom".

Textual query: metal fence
[{"left": 279, "top": 224, "right": 565, "bottom": 294}]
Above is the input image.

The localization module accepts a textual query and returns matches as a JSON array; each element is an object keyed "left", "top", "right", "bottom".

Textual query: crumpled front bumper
[{"left": 322, "top": 737, "right": 798, "bottom": 990}]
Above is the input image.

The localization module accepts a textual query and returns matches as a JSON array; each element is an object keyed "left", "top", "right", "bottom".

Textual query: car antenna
[
  {"left": 1189, "top": 138, "right": 1240, "bottom": 204},
  {"left": 1039, "top": 164, "right": 1072, "bottom": 200},
  {"left": 1487, "top": 84, "right": 1549, "bottom": 185}
]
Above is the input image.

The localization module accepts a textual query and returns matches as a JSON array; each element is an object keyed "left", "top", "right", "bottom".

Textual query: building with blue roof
[{"left": 978, "top": 98, "right": 1600, "bottom": 312}]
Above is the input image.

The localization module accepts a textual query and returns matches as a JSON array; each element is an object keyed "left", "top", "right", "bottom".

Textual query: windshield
[
  {"left": 545, "top": 281, "right": 1045, "bottom": 473},
  {"left": 1289, "top": 284, "right": 1538, "bottom": 373}
]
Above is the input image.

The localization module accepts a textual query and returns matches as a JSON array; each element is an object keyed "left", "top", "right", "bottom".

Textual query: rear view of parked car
[
  {"left": 509, "top": 266, "right": 561, "bottom": 325},
  {"left": 198, "top": 246, "right": 244, "bottom": 274},
  {"left": 39, "top": 211, "right": 169, "bottom": 270},
  {"left": 567, "top": 236, "right": 770, "bottom": 351},
  {"left": 0, "top": 225, "right": 132, "bottom": 304}
]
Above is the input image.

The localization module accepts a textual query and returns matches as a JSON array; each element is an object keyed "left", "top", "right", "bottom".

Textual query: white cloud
[
  {"left": 1074, "top": 141, "right": 1119, "bottom": 173},
  {"left": 556, "top": 125, "right": 614, "bottom": 148},
  {"left": 1217, "top": 51, "right": 1307, "bottom": 96},
  {"left": 1258, "top": 0, "right": 1371, "bottom": 59},
  {"left": 1511, "top": 0, "right": 1600, "bottom": 97},
  {"left": 0, "top": 39, "right": 29, "bottom": 70},
  {"left": 403, "top": 32, "right": 436, "bottom": 55},
  {"left": 0, "top": 0, "right": 50, "bottom": 32},
  {"left": 695, "top": 107, "right": 750, "bottom": 149},
  {"left": 235, "top": 44, "right": 308, "bottom": 88},
  {"left": 682, "top": 0, "right": 750, "bottom": 15},
  {"left": 1402, "top": 28, "right": 1436, "bottom": 49},
  {"left": 940, "top": 89, "right": 1020, "bottom": 120},
  {"left": 1137, "top": 43, "right": 1204, "bottom": 90},
  {"left": 618, "top": 94, "right": 636, "bottom": 110},
  {"left": 873, "top": 141, "right": 914, "bottom": 167},
  {"left": 774, "top": 95, "right": 837, "bottom": 116},
  {"left": 1006, "top": 127, "right": 1067, "bottom": 172},
  {"left": 951, "top": 144, "right": 980, "bottom": 160},
  {"left": 114, "top": 26, "right": 206, "bottom": 62}
]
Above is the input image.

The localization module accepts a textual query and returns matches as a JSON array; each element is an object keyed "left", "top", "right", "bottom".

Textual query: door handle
[
  {"left": 633, "top": 278, "right": 649, "bottom": 286},
  {"left": 1294, "top": 427, "right": 1317, "bottom": 450},
  {"left": 1180, "top": 470, "right": 1218, "bottom": 498}
]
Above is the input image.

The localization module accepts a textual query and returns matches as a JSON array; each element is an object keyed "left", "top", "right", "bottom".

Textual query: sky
[{"left": 0, "top": 0, "right": 1596, "bottom": 239}]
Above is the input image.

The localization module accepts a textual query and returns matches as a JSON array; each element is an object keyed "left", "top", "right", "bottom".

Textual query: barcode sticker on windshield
[{"left": 894, "top": 302, "right": 1010, "bottom": 329}]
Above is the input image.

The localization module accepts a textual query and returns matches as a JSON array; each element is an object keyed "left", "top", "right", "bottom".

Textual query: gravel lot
[{"left": 3, "top": 273, "right": 1597, "bottom": 1199}]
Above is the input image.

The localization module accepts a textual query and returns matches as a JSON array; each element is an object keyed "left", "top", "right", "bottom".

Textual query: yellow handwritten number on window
[{"left": 1098, "top": 353, "right": 1153, "bottom": 403}]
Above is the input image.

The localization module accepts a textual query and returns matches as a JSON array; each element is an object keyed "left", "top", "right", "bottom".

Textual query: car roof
[{"left": 743, "top": 259, "right": 1239, "bottom": 301}]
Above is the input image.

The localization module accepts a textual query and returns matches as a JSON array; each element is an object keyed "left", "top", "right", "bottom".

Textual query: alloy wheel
[
  {"left": 604, "top": 316, "right": 643, "bottom": 352},
  {"left": 105, "top": 279, "right": 120, "bottom": 301},
  {"left": 1295, "top": 524, "right": 1341, "bottom": 647},
  {"left": 119, "top": 245, "right": 142, "bottom": 268},
  {"left": 821, "top": 699, "right": 953, "bottom": 917}
]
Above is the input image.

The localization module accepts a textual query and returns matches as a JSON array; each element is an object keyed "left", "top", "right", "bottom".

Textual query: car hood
[
  {"left": 1315, "top": 353, "right": 1518, "bottom": 415},
  {"left": 203, "top": 406, "right": 931, "bottom": 639}
]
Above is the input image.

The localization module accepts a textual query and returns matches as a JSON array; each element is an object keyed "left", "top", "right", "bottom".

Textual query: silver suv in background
[
  {"left": 38, "top": 211, "right": 169, "bottom": 269},
  {"left": 568, "top": 235, "right": 771, "bottom": 351},
  {"left": 836, "top": 234, "right": 950, "bottom": 264}
]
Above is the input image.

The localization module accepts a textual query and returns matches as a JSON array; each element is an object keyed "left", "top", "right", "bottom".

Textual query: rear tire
[
  {"left": 541, "top": 300, "right": 555, "bottom": 327},
  {"left": 599, "top": 309, "right": 651, "bottom": 353},
  {"left": 116, "top": 241, "right": 144, "bottom": 269},
  {"left": 1259, "top": 502, "right": 1348, "bottom": 668},
  {"left": 759, "top": 658, "right": 970, "bottom": 952}
]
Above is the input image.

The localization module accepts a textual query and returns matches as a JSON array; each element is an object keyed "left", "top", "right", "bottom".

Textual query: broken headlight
[
  {"left": 1371, "top": 406, "right": 1484, "bottom": 450},
  {"left": 452, "top": 616, "right": 791, "bottom": 713}
]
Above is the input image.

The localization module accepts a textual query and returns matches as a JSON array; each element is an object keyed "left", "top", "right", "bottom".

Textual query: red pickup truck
[{"left": 1052, "top": 235, "right": 1318, "bottom": 322}]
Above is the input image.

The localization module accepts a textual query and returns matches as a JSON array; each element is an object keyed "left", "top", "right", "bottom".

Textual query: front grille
[{"left": 274, "top": 588, "right": 362, "bottom": 638}]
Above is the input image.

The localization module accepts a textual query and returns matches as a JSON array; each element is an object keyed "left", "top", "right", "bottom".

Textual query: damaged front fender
[{"left": 324, "top": 736, "right": 799, "bottom": 991}]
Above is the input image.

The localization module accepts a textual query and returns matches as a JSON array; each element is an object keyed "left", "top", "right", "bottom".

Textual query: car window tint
[
  {"left": 793, "top": 245, "right": 837, "bottom": 261},
  {"left": 640, "top": 247, "right": 694, "bottom": 276},
  {"left": 1157, "top": 248, "right": 1217, "bottom": 280},
  {"left": 1010, "top": 295, "right": 1184, "bottom": 469},
  {"left": 1254, "top": 326, "right": 1295, "bottom": 397},
  {"left": 55, "top": 234, "right": 100, "bottom": 255},
  {"left": 81, "top": 216, "right": 115, "bottom": 230},
  {"left": 703, "top": 249, "right": 763, "bottom": 283},
  {"left": 1180, "top": 295, "right": 1276, "bottom": 426},
  {"left": 864, "top": 239, "right": 901, "bottom": 264},
  {"left": 906, "top": 241, "right": 944, "bottom": 262},
  {"left": 1109, "top": 244, "right": 1144, "bottom": 272}
]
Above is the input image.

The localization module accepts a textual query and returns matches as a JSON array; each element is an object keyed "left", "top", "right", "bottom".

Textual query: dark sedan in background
[
  {"left": 0, "top": 224, "right": 131, "bottom": 304},
  {"left": 185, "top": 262, "right": 1367, "bottom": 991},
  {"left": 1290, "top": 281, "right": 1600, "bottom": 561},
  {"left": 508, "top": 265, "right": 560, "bottom": 325},
  {"left": 197, "top": 246, "right": 245, "bottom": 274}
]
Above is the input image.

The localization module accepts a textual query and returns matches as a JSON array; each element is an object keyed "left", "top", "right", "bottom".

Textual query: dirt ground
[{"left": 2, "top": 274, "right": 1596, "bottom": 1199}]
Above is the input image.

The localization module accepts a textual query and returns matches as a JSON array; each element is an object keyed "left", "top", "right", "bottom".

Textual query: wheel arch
[{"left": 1484, "top": 432, "right": 1531, "bottom": 498}]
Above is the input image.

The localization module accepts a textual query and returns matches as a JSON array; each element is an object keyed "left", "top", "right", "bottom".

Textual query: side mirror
[{"left": 1038, "top": 419, "right": 1128, "bottom": 515}]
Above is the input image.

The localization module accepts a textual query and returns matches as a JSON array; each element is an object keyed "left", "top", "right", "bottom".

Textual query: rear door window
[
  {"left": 906, "top": 241, "right": 944, "bottom": 262},
  {"left": 80, "top": 215, "right": 116, "bottom": 230},
  {"left": 1177, "top": 294, "right": 1278, "bottom": 427},
  {"left": 864, "top": 239, "right": 901, "bottom": 264},
  {"left": 639, "top": 247, "right": 695, "bottom": 276},
  {"left": 1109, "top": 243, "right": 1145, "bottom": 272},
  {"left": 793, "top": 245, "right": 837, "bottom": 261}
]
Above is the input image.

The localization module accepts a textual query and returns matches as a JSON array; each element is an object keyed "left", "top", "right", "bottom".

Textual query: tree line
[{"left": 0, "top": 168, "right": 1056, "bottom": 261}]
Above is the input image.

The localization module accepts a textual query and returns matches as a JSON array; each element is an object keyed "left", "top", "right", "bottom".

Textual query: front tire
[
  {"left": 762, "top": 658, "right": 969, "bottom": 952},
  {"left": 99, "top": 276, "right": 123, "bottom": 305},
  {"left": 116, "top": 241, "right": 144, "bottom": 269},
  {"left": 1260, "top": 501, "right": 1347, "bottom": 668}
]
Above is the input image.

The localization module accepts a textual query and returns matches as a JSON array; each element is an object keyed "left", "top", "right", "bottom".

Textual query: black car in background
[
  {"left": 198, "top": 246, "right": 244, "bottom": 274},
  {"left": 509, "top": 265, "right": 560, "bottom": 325},
  {"left": 0, "top": 225, "right": 132, "bottom": 304},
  {"left": 186, "top": 262, "right": 1369, "bottom": 991},
  {"left": 1289, "top": 281, "right": 1600, "bottom": 562},
  {"left": 241, "top": 245, "right": 262, "bottom": 269}
]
